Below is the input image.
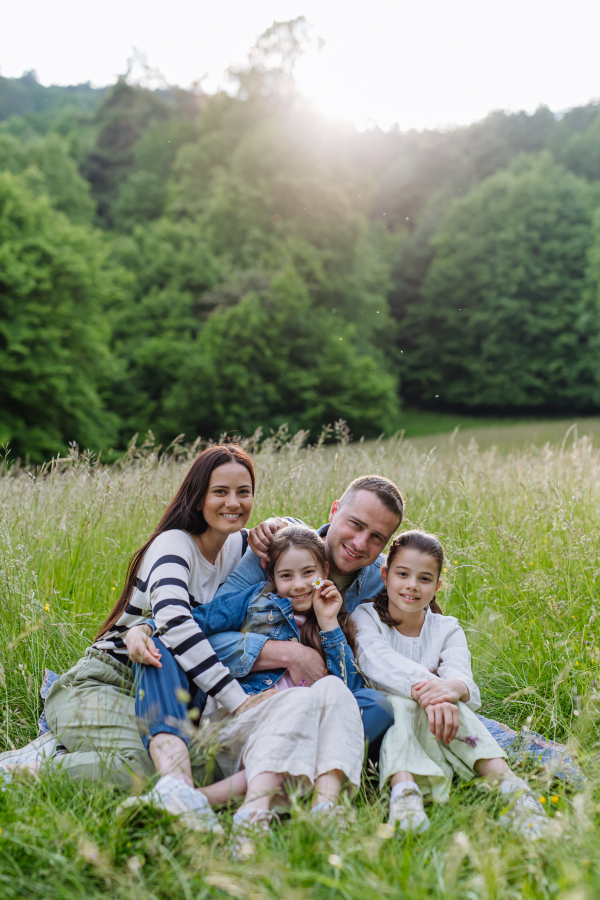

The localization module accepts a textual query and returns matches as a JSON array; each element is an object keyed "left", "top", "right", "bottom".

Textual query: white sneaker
[
  {"left": 499, "top": 788, "right": 550, "bottom": 840},
  {"left": 388, "top": 790, "right": 430, "bottom": 834},
  {"left": 0, "top": 765, "right": 13, "bottom": 791},
  {"left": 310, "top": 801, "right": 354, "bottom": 833},
  {"left": 230, "top": 808, "right": 277, "bottom": 860},
  {"left": 117, "top": 775, "right": 223, "bottom": 833},
  {"left": 0, "top": 732, "right": 58, "bottom": 768}
]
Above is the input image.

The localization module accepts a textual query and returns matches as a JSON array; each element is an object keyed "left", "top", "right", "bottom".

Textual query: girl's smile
[
  {"left": 272, "top": 546, "right": 323, "bottom": 612},
  {"left": 382, "top": 546, "right": 441, "bottom": 631}
]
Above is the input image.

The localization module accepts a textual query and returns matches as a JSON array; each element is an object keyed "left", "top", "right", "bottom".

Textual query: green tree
[
  {"left": 162, "top": 266, "right": 400, "bottom": 441},
  {"left": 82, "top": 80, "right": 170, "bottom": 227},
  {"left": 169, "top": 100, "right": 396, "bottom": 354},
  {"left": 105, "top": 218, "right": 223, "bottom": 443},
  {"left": 0, "top": 172, "right": 117, "bottom": 460},
  {"left": 561, "top": 110, "right": 600, "bottom": 181},
  {"left": 0, "top": 132, "right": 95, "bottom": 223},
  {"left": 399, "top": 153, "right": 599, "bottom": 412}
]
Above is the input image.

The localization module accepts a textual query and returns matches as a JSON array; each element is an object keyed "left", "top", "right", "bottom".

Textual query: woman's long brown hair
[
  {"left": 267, "top": 526, "right": 357, "bottom": 660},
  {"left": 373, "top": 530, "right": 444, "bottom": 627},
  {"left": 96, "top": 444, "right": 255, "bottom": 640}
]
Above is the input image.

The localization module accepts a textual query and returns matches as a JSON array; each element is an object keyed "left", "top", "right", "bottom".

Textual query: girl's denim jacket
[{"left": 190, "top": 582, "right": 365, "bottom": 697}]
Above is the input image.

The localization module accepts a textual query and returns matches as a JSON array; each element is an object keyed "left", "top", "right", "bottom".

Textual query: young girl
[
  {"left": 128, "top": 526, "right": 367, "bottom": 850},
  {"left": 353, "top": 530, "right": 550, "bottom": 840}
]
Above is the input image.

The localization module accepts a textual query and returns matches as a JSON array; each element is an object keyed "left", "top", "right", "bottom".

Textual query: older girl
[{"left": 353, "top": 530, "right": 550, "bottom": 840}]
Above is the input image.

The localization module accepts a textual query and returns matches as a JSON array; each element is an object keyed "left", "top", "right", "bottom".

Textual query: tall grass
[{"left": 1, "top": 425, "right": 599, "bottom": 898}]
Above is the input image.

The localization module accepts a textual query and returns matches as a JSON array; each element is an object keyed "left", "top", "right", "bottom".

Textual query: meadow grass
[{"left": 1, "top": 423, "right": 600, "bottom": 898}]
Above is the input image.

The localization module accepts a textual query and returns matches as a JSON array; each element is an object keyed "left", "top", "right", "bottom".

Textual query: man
[{"left": 211, "top": 475, "right": 403, "bottom": 698}]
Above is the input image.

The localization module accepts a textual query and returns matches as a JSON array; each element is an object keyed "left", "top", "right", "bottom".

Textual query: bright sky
[{"left": 1, "top": 0, "right": 599, "bottom": 131}]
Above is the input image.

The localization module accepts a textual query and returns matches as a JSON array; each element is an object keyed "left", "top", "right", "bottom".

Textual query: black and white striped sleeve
[{"left": 147, "top": 534, "right": 247, "bottom": 713}]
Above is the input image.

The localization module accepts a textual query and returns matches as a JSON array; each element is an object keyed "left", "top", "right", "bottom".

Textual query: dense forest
[{"left": 2, "top": 19, "right": 600, "bottom": 461}]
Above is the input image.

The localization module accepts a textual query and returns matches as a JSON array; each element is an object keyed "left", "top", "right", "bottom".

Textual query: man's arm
[
  {"left": 251, "top": 640, "right": 327, "bottom": 686},
  {"left": 246, "top": 516, "right": 305, "bottom": 565},
  {"left": 205, "top": 633, "right": 328, "bottom": 685},
  {"left": 214, "top": 516, "right": 305, "bottom": 601}
]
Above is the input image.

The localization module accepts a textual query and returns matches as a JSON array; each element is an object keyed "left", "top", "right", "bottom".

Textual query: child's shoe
[
  {"left": 388, "top": 785, "right": 430, "bottom": 834},
  {"left": 497, "top": 777, "right": 550, "bottom": 840},
  {"left": 310, "top": 800, "right": 353, "bottom": 833},
  {"left": 230, "top": 808, "right": 278, "bottom": 860},
  {"left": 117, "top": 774, "right": 223, "bottom": 833},
  {"left": 0, "top": 733, "right": 59, "bottom": 768}
]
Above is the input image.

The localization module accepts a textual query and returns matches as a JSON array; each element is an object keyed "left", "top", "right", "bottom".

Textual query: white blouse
[{"left": 352, "top": 602, "right": 481, "bottom": 711}]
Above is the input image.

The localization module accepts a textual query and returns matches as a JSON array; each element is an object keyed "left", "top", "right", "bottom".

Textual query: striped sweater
[{"left": 93, "top": 529, "right": 247, "bottom": 713}]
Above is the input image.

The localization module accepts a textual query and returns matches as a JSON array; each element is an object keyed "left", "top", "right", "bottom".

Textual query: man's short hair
[{"left": 338, "top": 475, "right": 404, "bottom": 526}]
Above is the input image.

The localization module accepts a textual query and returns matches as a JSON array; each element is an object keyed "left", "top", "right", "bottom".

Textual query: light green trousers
[
  {"left": 45, "top": 648, "right": 154, "bottom": 788},
  {"left": 380, "top": 695, "right": 507, "bottom": 802}
]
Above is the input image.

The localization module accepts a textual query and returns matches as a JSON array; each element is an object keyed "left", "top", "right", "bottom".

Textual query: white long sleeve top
[{"left": 352, "top": 602, "right": 481, "bottom": 711}]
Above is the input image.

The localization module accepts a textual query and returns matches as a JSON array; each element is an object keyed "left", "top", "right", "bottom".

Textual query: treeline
[{"left": 2, "top": 19, "right": 600, "bottom": 461}]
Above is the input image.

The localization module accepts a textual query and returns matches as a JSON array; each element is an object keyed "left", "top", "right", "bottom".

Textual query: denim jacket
[
  {"left": 210, "top": 520, "right": 385, "bottom": 677},
  {"left": 192, "top": 581, "right": 365, "bottom": 696}
]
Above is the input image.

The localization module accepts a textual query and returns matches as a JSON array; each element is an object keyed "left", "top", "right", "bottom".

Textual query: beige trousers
[
  {"left": 201, "top": 676, "right": 364, "bottom": 791},
  {"left": 380, "top": 695, "right": 506, "bottom": 802}
]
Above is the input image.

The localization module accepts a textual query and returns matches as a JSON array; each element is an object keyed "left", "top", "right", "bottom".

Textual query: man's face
[{"left": 325, "top": 490, "right": 400, "bottom": 576}]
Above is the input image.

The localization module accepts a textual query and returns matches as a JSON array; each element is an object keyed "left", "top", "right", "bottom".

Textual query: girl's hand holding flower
[{"left": 312, "top": 579, "right": 343, "bottom": 632}]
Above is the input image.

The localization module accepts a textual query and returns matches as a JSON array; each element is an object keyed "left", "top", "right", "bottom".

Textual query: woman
[{"left": 2, "top": 444, "right": 267, "bottom": 830}]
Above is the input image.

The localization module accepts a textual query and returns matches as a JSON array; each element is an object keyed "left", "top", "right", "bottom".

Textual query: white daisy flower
[{"left": 312, "top": 577, "right": 324, "bottom": 589}]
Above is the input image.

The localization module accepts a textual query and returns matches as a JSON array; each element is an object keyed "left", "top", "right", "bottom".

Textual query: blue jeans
[{"left": 134, "top": 636, "right": 394, "bottom": 752}]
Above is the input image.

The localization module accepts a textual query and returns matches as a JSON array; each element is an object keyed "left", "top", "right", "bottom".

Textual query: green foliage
[
  {"left": 399, "top": 153, "right": 599, "bottom": 411},
  {"left": 0, "top": 132, "right": 95, "bottom": 223},
  {"left": 0, "top": 70, "right": 105, "bottom": 121},
  {"left": 0, "top": 172, "right": 117, "bottom": 460},
  {"left": 163, "top": 266, "right": 400, "bottom": 440},
  {"left": 4, "top": 22, "right": 600, "bottom": 457},
  {"left": 561, "top": 109, "right": 600, "bottom": 181},
  {"left": 82, "top": 80, "right": 171, "bottom": 227},
  {"left": 105, "top": 217, "right": 223, "bottom": 443}
]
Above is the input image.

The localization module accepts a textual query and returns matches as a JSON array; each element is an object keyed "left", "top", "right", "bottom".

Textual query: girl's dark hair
[
  {"left": 373, "top": 530, "right": 444, "bottom": 627},
  {"left": 96, "top": 445, "right": 255, "bottom": 640},
  {"left": 267, "top": 526, "right": 357, "bottom": 660}
]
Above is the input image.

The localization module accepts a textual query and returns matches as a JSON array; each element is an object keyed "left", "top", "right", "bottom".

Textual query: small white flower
[{"left": 312, "top": 577, "right": 324, "bottom": 589}]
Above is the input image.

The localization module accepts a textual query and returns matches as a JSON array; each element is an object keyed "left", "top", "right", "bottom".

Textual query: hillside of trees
[{"left": 2, "top": 19, "right": 600, "bottom": 461}]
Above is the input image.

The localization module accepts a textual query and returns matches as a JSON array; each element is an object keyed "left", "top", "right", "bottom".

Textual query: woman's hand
[
  {"left": 425, "top": 701, "right": 460, "bottom": 744},
  {"left": 412, "top": 678, "right": 468, "bottom": 708},
  {"left": 248, "top": 518, "right": 289, "bottom": 568},
  {"left": 233, "top": 688, "right": 279, "bottom": 716},
  {"left": 312, "top": 579, "right": 343, "bottom": 632},
  {"left": 126, "top": 624, "right": 162, "bottom": 667}
]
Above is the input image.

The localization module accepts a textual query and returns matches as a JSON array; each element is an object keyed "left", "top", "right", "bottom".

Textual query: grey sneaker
[
  {"left": 310, "top": 801, "right": 354, "bottom": 833},
  {"left": 388, "top": 790, "right": 430, "bottom": 834},
  {"left": 0, "top": 764, "right": 13, "bottom": 791},
  {"left": 0, "top": 732, "right": 59, "bottom": 768},
  {"left": 498, "top": 783, "right": 550, "bottom": 840},
  {"left": 230, "top": 808, "right": 278, "bottom": 860},
  {"left": 117, "top": 775, "right": 223, "bottom": 833}
]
